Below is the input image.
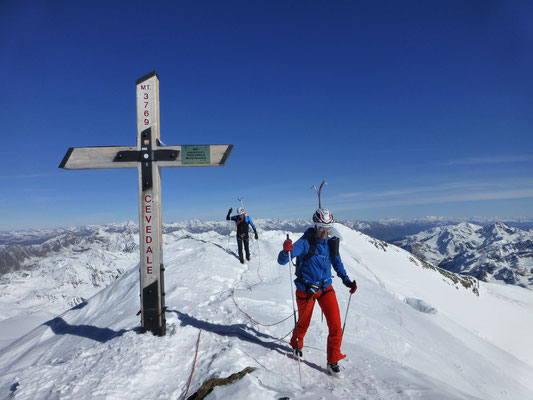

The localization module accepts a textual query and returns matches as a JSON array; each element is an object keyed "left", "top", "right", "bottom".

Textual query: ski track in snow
[{"left": 1, "top": 225, "right": 533, "bottom": 399}]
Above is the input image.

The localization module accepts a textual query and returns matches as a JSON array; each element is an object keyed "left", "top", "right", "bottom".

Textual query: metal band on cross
[{"left": 59, "top": 71, "right": 233, "bottom": 336}]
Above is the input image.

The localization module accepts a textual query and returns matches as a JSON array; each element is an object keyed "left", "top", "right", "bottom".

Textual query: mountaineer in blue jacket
[
  {"left": 226, "top": 207, "right": 258, "bottom": 264},
  {"left": 278, "top": 208, "right": 357, "bottom": 376}
]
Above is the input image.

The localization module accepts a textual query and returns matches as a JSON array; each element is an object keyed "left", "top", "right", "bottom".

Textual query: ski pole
[
  {"left": 287, "top": 233, "right": 303, "bottom": 386},
  {"left": 341, "top": 292, "right": 353, "bottom": 339},
  {"left": 226, "top": 219, "right": 232, "bottom": 251}
]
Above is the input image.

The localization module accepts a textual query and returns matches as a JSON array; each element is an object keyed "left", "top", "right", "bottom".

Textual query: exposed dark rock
[{"left": 187, "top": 367, "right": 256, "bottom": 400}]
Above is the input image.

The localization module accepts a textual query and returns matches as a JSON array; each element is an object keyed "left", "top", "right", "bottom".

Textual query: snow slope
[
  {"left": 1, "top": 224, "right": 533, "bottom": 399},
  {"left": 0, "top": 224, "right": 139, "bottom": 348}
]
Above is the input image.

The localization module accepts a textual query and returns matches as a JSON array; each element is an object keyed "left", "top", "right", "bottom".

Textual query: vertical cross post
[
  {"left": 136, "top": 72, "right": 165, "bottom": 335},
  {"left": 59, "top": 71, "right": 233, "bottom": 335}
]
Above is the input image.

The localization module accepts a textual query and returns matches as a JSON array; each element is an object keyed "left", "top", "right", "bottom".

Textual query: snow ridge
[{"left": 0, "top": 223, "right": 532, "bottom": 399}]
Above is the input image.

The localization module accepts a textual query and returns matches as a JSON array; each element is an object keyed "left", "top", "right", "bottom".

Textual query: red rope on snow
[
  {"left": 231, "top": 239, "right": 292, "bottom": 328},
  {"left": 182, "top": 329, "right": 202, "bottom": 400},
  {"left": 230, "top": 239, "right": 315, "bottom": 344}
]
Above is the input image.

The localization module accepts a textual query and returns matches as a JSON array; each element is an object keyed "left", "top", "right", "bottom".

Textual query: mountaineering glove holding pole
[
  {"left": 283, "top": 239, "right": 293, "bottom": 253},
  {"left": 344, "top": 279, "right": 357, "bottom": 294}
]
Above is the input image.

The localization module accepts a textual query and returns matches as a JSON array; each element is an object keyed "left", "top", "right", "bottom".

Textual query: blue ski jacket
[{"left": 278, "top": 228, "right": 351, "bottom": 293}]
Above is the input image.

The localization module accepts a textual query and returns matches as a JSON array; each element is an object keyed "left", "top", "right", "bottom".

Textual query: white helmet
[
  {"left": 313, "top": 208, "right": 334, "bottom": 230},
  {"left": 238, "top": 207, "right": 245, "bottom": 215}
]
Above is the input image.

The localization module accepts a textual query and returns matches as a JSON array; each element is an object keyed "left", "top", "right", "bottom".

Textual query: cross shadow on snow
[
  {"left": 44, "top": 317, "right": 129, "bottom": 343},
  {"left": 168, "top": 309, "right": 284, "bottom": 351},
  {"left": 167, "top": 309, "right": 325, "bottom": 373}
]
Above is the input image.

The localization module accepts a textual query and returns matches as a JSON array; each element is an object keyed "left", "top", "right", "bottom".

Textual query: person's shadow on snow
[
  {"left": 167, "top": 309, "right": 325, "bottom": 373},
  {"left": 44, "top": 316, "right": 128, "bottom": 343}
]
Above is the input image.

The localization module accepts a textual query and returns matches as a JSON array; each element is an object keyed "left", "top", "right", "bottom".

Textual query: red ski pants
[{"left": 290, "top": 285, "right": 346, "bottom": 363}]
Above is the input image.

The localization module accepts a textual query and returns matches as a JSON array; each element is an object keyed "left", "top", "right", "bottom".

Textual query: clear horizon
[
  {"left": 2, "top": 1, "right": 532, "bottom": 231},
  {"left": 3, "top": 215, "right": 533, "bottom": 234}
]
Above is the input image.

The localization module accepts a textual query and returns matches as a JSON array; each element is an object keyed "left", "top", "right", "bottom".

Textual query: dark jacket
[{"left": 227, "top": 212, "right": 257, "bottom": 240}]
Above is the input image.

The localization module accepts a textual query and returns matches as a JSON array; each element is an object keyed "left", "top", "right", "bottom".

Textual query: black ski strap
[
  {"left": 302, "top": 237, "right": 317, "bottom": 262},
  {"left": 328, "top": 236, "right": 339, "bottom": 258},
  {"left": 294, "top": 230, "right": 317, "bottom": 281},
  {"left": 296, "top": 286, "right": 333, "bottom": 300}
]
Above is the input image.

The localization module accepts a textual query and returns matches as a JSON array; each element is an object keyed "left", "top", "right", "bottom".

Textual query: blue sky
[{"left": 1, "top": 1, "right": 532, "bottom": 230}]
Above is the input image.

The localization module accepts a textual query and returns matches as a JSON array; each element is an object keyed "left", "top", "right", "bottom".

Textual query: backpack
[{"left": 294, "top": 231, "right": 339, "bottom": 278}]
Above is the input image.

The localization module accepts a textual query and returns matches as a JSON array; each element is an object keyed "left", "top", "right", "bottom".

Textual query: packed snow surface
[{"left": 1, "top": 223, "right": 533, "bottom": 399}]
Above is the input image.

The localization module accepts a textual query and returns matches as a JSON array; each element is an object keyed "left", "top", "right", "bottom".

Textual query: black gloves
[
  {"left": 229, "top": 208, "right": 233, "bottom": 213},
  {"left": 344, "top": 279, "right": 357, "bottom": 294},
  {"left": 255, "top": 233, "right": 258, "bottom": 240}
]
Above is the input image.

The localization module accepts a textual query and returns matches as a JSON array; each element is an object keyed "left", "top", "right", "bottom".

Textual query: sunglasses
[{"left": 315, "top": 225, "right": 332, "bottom": 232}]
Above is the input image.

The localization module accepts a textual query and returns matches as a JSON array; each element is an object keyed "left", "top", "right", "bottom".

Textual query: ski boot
[{"left": 327, "top": 361, "right": 341, "bottom": 377}]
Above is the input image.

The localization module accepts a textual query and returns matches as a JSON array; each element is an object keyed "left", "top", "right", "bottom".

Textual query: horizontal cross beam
[{"left": 59, "top": 144, "right": 233, "bottom": 169}]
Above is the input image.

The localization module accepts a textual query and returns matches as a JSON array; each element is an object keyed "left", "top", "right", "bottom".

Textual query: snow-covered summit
[{"left": 1, "top": 223, "right": 532, "bottom": 399}]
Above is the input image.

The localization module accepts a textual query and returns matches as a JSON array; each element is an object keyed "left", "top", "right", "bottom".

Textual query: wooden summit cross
[{"left": 59, "top": 71, "right": 233, "bottom": 336}]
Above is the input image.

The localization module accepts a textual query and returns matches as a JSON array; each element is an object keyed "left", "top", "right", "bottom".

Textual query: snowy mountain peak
[
  {"left": 395, "top": 223, "right": 533, "bottom": 288},
  {"left": 455, "top": 221, "right": 482, "bottom": 231},
  {"left": 481, "top": 222, "right": 516, "bottom": 237}
]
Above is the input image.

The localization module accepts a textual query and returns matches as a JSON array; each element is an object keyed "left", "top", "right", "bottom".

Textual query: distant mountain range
[
  {"left": 393, "top": 222, "right": 533, "bottom": 288},
  {"left": 343, "top": 217, "right": 533, "bottom": 241},
  {"left": 0, "top": 223, "right": 140, "bottom": 321},
  {"left": 0, "top": 222, "right": 138, "bottom": 276},
  {"left": 1, "top": 217, "right": 532, "bottom": 291}
]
